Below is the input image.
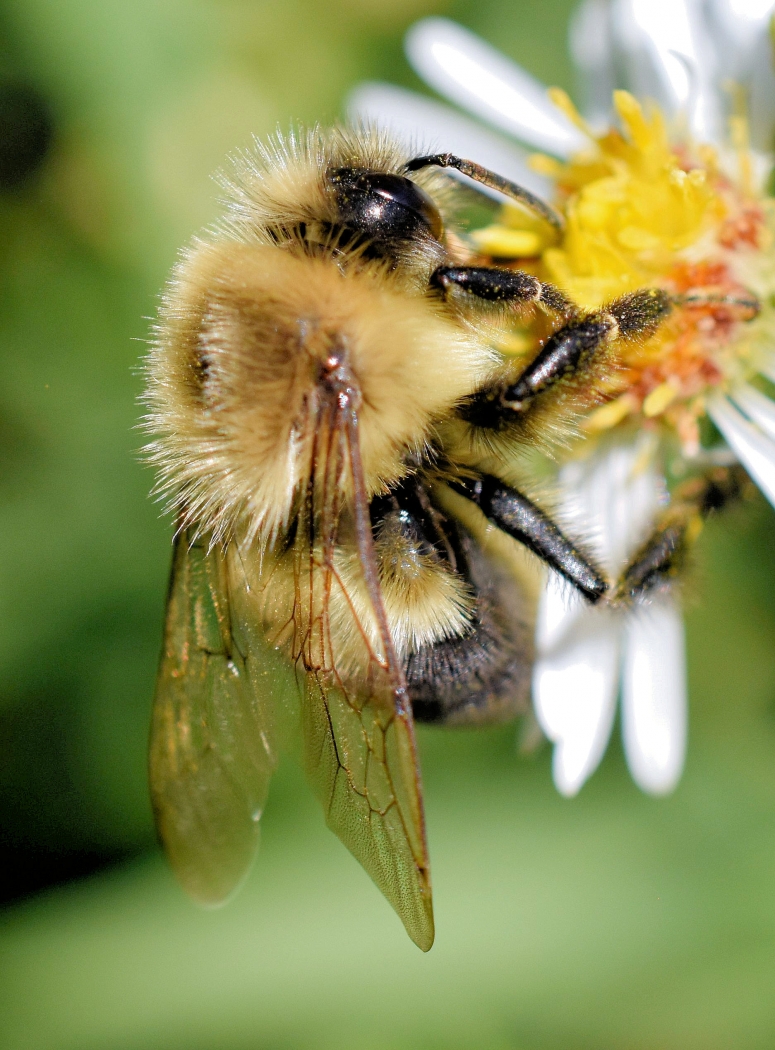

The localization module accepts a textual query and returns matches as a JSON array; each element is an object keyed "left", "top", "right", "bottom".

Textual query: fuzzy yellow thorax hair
[{"left": 145, "top": 241, "right": 495, "bottom": 545}]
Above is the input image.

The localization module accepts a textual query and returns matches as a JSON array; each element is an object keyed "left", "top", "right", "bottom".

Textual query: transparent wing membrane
[
  {"left": 149, "top": 530, "right": 286, "bottom": 905},
  {"left": 301, "top": 672, "right": 433, "bottom": 949},
  {"left": 295, "top": 398, "right": 433, "bottom": 950},
  {"left": 150, "top": 384, "right": 433, "bottom": 949}
]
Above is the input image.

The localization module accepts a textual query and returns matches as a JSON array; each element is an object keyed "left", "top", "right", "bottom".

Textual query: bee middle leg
[
  {"left": 450, "top": 474, "right": 607, "bottom": 603},
  {"left": 430, "top": 265, "right": 574, "bottom": 314}
]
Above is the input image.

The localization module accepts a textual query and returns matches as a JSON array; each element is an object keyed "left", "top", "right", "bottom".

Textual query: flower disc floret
[{"left": 490, "top": 91, "right": 775, "bottom": 454}]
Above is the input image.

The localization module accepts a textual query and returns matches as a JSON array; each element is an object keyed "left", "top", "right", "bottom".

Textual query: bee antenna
[{"left": 404, "top": 152, "right": 564, "bottom": 236}]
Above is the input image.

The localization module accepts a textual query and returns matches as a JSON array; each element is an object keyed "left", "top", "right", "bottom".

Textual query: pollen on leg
[{"left": 605, "top": 289, "right": 673, "bottom": 339}]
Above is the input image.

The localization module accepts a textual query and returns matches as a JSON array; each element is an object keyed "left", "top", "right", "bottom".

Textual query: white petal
[
  {"left": 708, "top": 0, "right": 775, "bottom": 150},
  {"left": 556, "top": 434, "right": 664, "bottom": 575},
  {"left": 707, "top": 393, "right": 775, "bottom": 508},
  {"left": 611, "top": 0, "right": 722, "bottom": 142},
  {"left": 757, "top": 357, "right": 775, "bottom": 387},
  {"left": 710, "top": 0, "right": 775, "bottom": 43},
  {"left": 741, "top": 26, "right": 775, "bottom": 151},
  {"left": 621, "top": 598, "right": 687, "bottom": 794},
  {"left": 730, "top": 382, "right": 775, "bottom": 442},
  {"left": 346, "top": 82, "right": 551, "bottom": 199},
  {"left": 535, "top": 572, "right": 587, "bottom": 652},
  {"left": 724, "top": 0, "right": 775, "bottom": 20},
  {"left": 534, "top": 599, "right": 622, "bottom": 796},
  {"left": 568, "top": 0, "right": 615, "bottom": 127},
  {"left": 405, "top": 18, "right": 587, "bottom": 157},
  {"left": 569, "top": 0, "right": 614, "bottom": 73}
]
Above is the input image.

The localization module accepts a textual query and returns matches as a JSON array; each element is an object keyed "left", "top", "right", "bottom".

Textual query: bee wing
[
  {"left": 295, "top": 399, "right": 434, "bottom": 951},
  {"left": 149, "top": 528, "right": 284, "bottom": 906},
  {"left": 150, "top": 389, "right": 433, "bottom": 947}
]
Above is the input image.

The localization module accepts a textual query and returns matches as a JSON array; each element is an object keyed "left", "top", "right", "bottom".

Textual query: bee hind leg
[
  {"left": 613, "top": 464, "right": 755, "bottom": 602},
  {"left": 451, "top": 463, "right": 752, "bottom": 608}
]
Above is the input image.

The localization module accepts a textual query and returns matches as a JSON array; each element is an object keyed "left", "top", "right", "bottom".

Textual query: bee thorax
[{"left": 146, "top": 240, "right": 494, "bottom": 545}]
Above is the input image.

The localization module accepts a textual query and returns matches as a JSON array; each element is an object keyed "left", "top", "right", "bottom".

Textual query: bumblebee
[{"left": 145, "top": 127, "right": 688, "bottom": 951}]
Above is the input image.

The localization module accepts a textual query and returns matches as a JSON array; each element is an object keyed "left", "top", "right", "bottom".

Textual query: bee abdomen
[{"left": 404, "top": 535, "right": 533, "bottom": 726}]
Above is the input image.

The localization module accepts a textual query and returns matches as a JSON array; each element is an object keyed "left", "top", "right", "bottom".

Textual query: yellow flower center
[{"left": 479, "top": 90, "right": 775, "bottom": 456}]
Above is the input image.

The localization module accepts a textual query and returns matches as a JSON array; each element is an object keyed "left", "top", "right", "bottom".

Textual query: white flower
[
  {"left": 348, "top": 5, "right": 775, "bottom": 795},
  {"left": 570, "top": 0, "right": 775, "bottom": 148},
  {"left": 533, "top": 436, "right": 686, "bottom": 796}
]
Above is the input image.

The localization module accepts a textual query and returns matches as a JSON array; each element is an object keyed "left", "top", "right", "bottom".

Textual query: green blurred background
[{"left": 1, "top": 0, "right": 775, "bottom": 1046}]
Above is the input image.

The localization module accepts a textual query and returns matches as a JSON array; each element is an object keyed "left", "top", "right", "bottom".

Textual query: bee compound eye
[{"left": 331, "top": 168, "right": 443, "bottom": 245}]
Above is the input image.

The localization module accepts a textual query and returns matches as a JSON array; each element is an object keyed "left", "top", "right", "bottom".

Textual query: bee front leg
[
  {"left": 406, "top": 153, "right": 565, "bottom": 235},
  {"left": 430, "top": 265, "right": 574, "bottom": 314},
  {"left": 450, "top": 286, "right": 672, "bottom": 431}
]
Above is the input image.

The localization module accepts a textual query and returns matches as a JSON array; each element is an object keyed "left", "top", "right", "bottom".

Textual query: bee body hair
[{"left": 146, "top": 238, "right": 496, "bottom": 547}]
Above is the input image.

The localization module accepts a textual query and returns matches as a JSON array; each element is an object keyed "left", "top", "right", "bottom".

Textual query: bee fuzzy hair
[
  {"left": 144, "top": 241, "right": 498, "bottom": 549},
  {"left": 215, "top": 124, "right": 458, "bottom": 248}
]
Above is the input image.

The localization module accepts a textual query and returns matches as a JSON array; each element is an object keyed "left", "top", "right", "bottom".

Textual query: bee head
[{"left": 328, "top": 167, "right": 443, "bottom": 258}]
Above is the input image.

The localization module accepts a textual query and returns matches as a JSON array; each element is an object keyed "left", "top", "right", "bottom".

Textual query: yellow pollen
[
  {"left": 616, "top": 226, "right": 662, "bottom": 251},
  {"left": 643, "top": 380, "right": 680, "bottom": 417},
  {"left": 511, "top": 92, "right": 725, "bottom": 311},
  {"left": 547, "top": 87, "right": 595, "bottom": 138},
  {"left": 529, "top": 154, "right": 564, "bottom": 179},
  {"left": 469, "top": 226, "right": 543, "bottom": 258},
  {"left": 494, "top": 330, "right": 534, "bottom": 356},
  {"left": 583, "top": 393, "right": 637, "bottom": 432}
]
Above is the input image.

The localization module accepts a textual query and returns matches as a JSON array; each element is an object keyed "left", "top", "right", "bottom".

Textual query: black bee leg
[
  {"left": 615, "top": 464, "right": 753, "bottom": 602},
  {"left": 453, "top": 475, "right": 607, "bottom": 603},
  {"left": 430, "top": 265, "right": 574, "bottom": 314},
  {"left": 616, "top": 517, "right": 688, "bottom": 602},
  {"left": 406, "top": 153, "right": 564, "bottom": 235},
  {"left": 676, "top": 291, "right": 760, "bottom": 318},
  {"left": 460, "top": 288, "right": 673, "bottom": 431}
]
